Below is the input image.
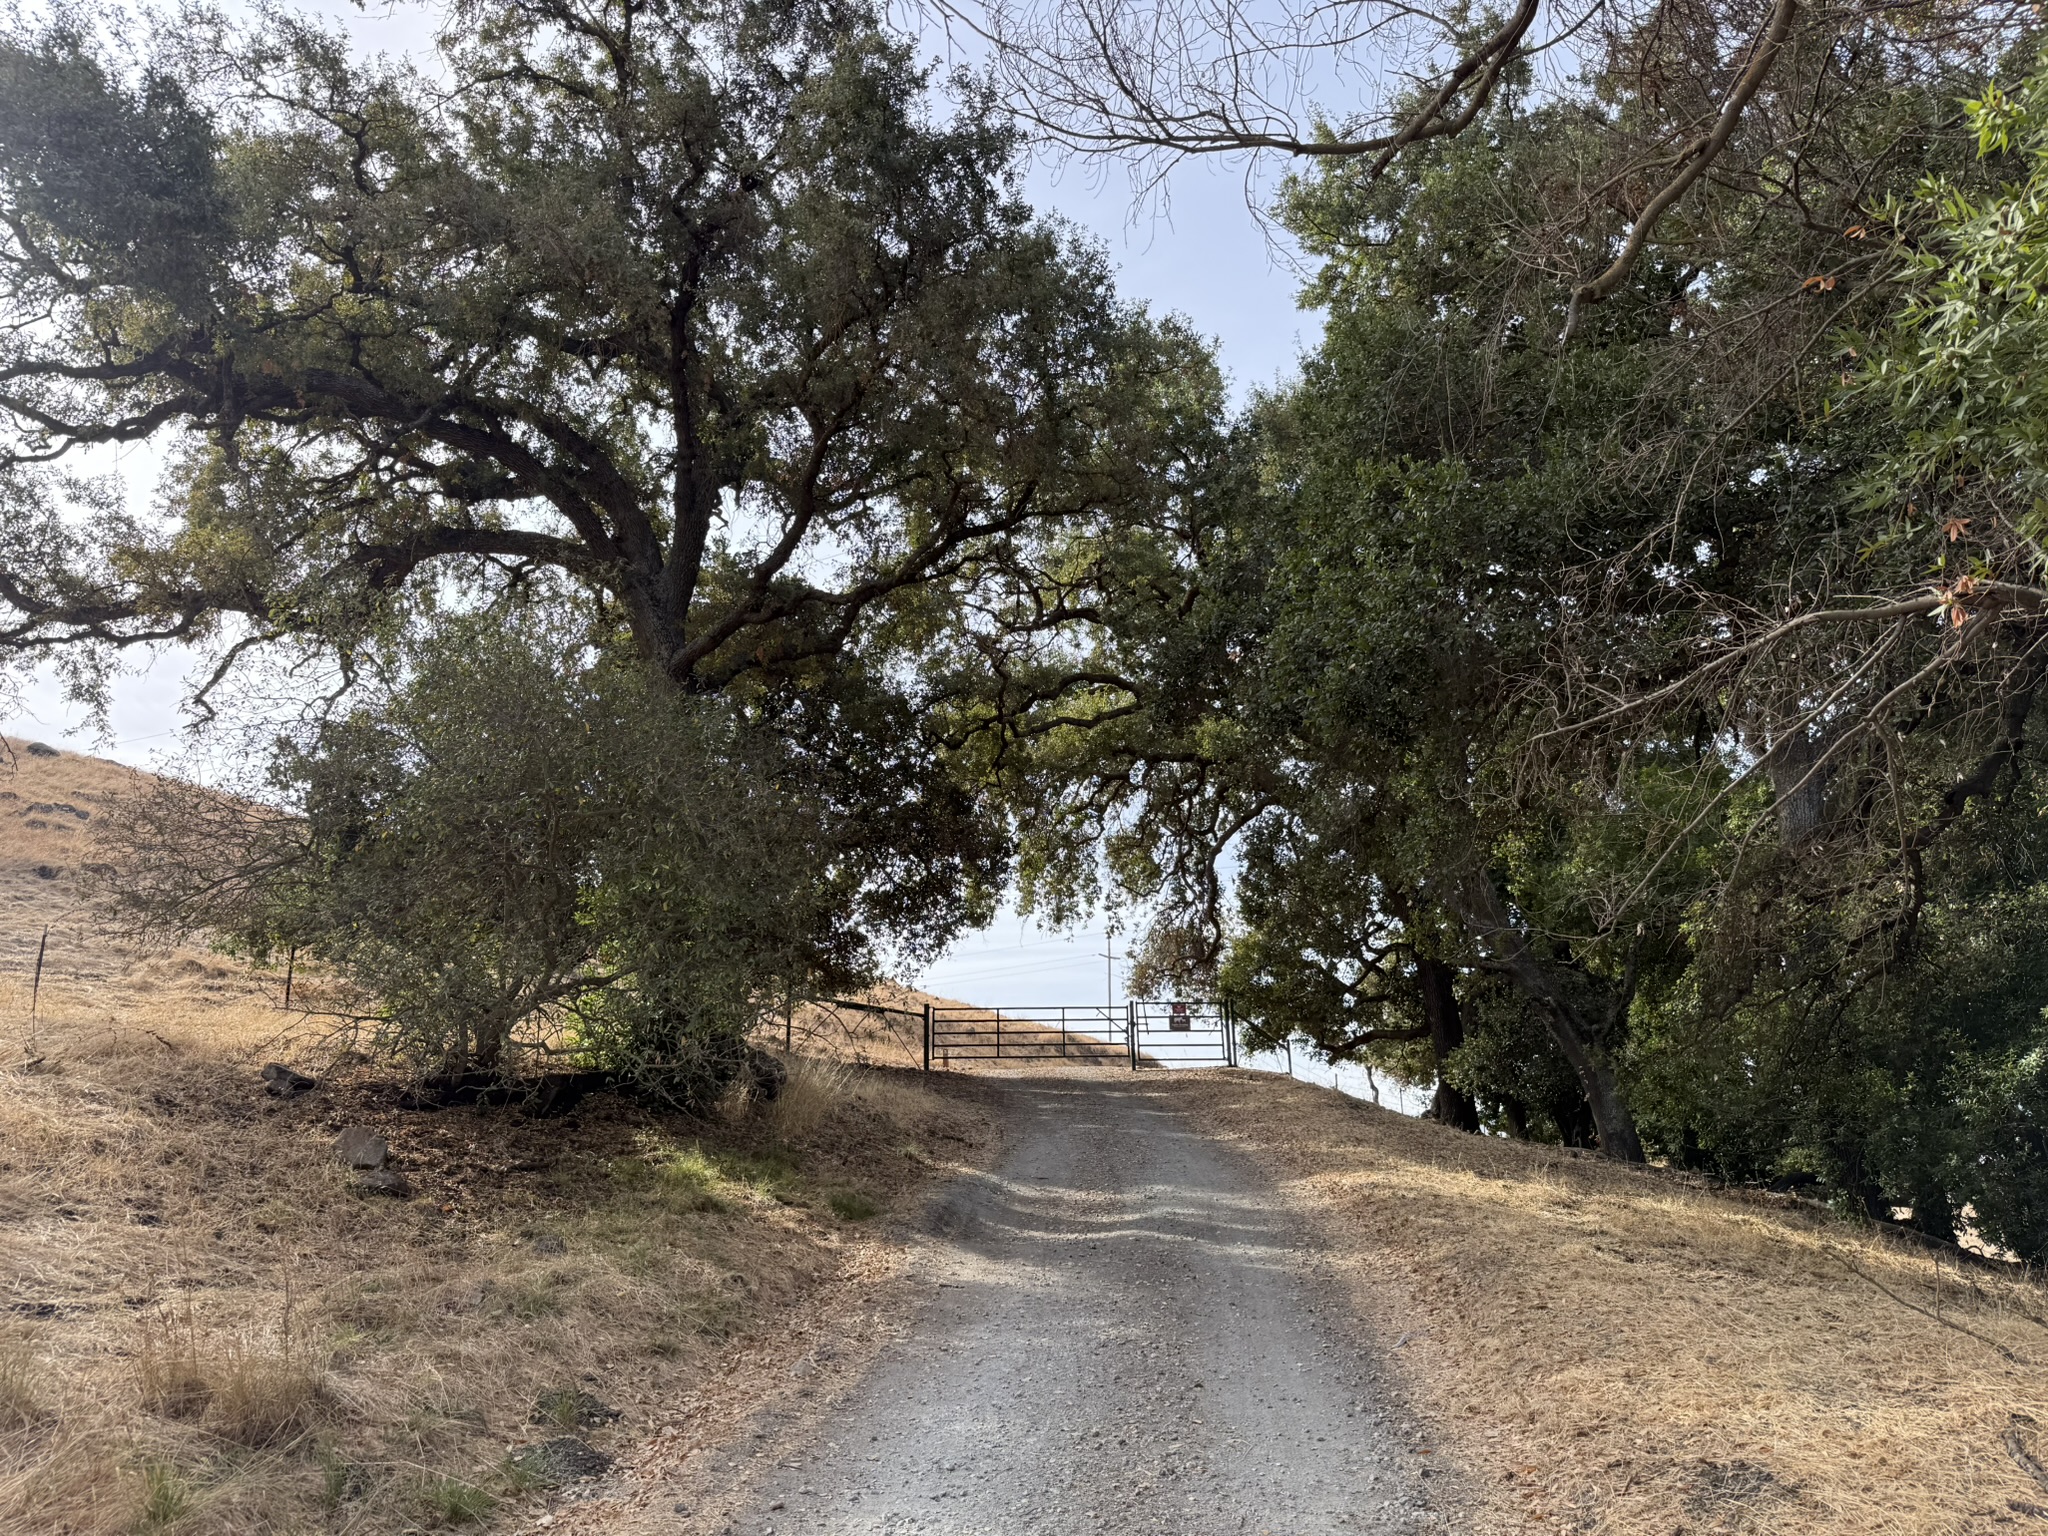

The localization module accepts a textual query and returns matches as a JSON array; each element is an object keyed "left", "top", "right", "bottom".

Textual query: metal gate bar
[
  {"left": 921, "top": 1002, "right": 1235, "bottom": 1071},
  {"left": 1126, "top": 1001, "right": 1237, "bottom": 1071}
]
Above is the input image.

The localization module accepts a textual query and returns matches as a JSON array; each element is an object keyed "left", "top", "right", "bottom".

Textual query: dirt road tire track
[{"left": 702, "top": 1074, "right": 1453, "bottom": 1535}]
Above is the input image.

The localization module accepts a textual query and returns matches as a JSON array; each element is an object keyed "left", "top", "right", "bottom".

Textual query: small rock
[
  {"left": 743, "top": 1045, "right": 789, "bottom": 1102},
  {"left": 529, "top": 1232, "right": 567, "bottom": 1256},
  {"left": 531, "top": 1387, "right": 620, "bottom": 1428},
  {"left": 789, "top": 1358, "right": 815, "bottom": 1378},
  {"left": 333, "top": 1126, "right": 389, "bottom": 1169},
  {"left": 353, "top": 1169, "right": 412, "bottom": 1198},
  {"left": 22, "top": 741, "right": 57, "bottom": 757},
  {"left": 260, "top": 1063, "right": 317, "bottom": 1097},
  {"left": 509, "top": 1436, "right": 613, "bottom": 1486}
]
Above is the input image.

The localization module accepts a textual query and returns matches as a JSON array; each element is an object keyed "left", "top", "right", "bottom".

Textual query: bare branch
[
  {"left": 1561, "top": 0, "right": 1798, "bottom": 340},
  {"left": 929, "top": 0, "right": 1571, "bottom": 173}
]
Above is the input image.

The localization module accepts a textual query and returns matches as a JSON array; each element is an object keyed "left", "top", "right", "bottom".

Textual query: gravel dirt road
[{"left": 720, "top": 1073, "right": 1452, "bottom": 1535}]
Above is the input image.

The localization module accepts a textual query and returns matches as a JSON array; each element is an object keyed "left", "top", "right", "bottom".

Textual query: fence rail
[{"left": 921, "top": 1001, "right": 1237, "bottom": 1071}]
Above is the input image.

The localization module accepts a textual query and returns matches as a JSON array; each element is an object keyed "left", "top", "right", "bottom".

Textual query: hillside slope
[
  {"left": 0, "top": 738, "right": 995, "bottom": 1536},
  {"left": 0, "top": 738, "right": 147, "bottom": 981},
  {"left": 1179, "top": 1072, "right": 2048, "bottom": 1535}
]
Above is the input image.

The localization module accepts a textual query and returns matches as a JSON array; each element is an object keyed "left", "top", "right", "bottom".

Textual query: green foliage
[
  {"left": 0, "top": 0, "right": 1205, "bottom": 716},
  {"left": 136, "top": 1458, "right": 192, "bottom": 1530},
  {"left": 1444, "top": 978, "right": 1595, "bottom": 1145},
  {"left": 1865, "top": 52, "right": 2048, "bottom": 550},
  {"left": 627, "top": 1134, "right": 806, "bottom": 1203},
  {"left": 991, "top": 31, "right": 2048, "bottom": 1247},
  {"left": 111, "top": 612, "right": 844, "bottom": 1093},
  {"left": 713, "top": 1147, "right": 804, "bottom": 1204},
  {"left": 531, "top": 1389, "right": 592, "bottom": 1430},
  {"left": 653, "top": 1148, "right": 730, "bottom": 1214},
  {"left": 415, "top": 1475, "right": 495, "bottom": 1527},
  {"left": 13, "top": 0, "right": 2048, "bottom": 1261},
  {"left": 1, "top": 0, "right": 1205, "bottom": 1101},
  {"left": 826, "top": 1189, "right": 881, "bottom": 1221}
]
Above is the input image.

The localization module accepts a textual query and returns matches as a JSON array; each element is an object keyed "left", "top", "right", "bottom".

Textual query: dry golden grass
[
  {"left": 781, "top": 988, "right": 930, "bottom": 1070},
  {"left": 134, "top": 1293, "right": 326, "bottom": 1447},
  {"left": 1175, "top": 1070, "right": 2048, "bottom": 1535},
  {"left": 766, "top": 1055, "right": 858, "bottom": 1141},
  {"left": 0, "top": 1337, "right": 46, "bottom": 1433},
  {"left": 0, "top": 737, "right": 992, "bottom": 1535}
]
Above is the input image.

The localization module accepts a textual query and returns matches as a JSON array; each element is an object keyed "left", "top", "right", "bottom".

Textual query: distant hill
[
  {"left": 0, "top": 736, "right": 155, "bottom": 981},
  {"left": 0, "top": 737, "right": 982, "bottom": 1045}
]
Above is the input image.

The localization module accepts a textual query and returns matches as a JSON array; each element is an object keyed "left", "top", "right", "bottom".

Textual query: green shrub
[
  {"left": 828, "top": 1190, "right": 881, "bottom": 1221},
  {"left": 417, "top": 1475, "right": 496, "bottom": 1526},
  {"left": 137, "top": 1459, "right": 191, "bottom": 1530}
]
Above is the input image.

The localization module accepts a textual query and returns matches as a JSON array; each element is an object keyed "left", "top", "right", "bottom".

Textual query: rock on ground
[
  {"left": 260, "top": 1063, "right": 317, "bottom": 1097},
  {"left": 515, "top": 1436, "right": 615, "bottom": 1486},
  {"left": 332, "top": 1126, "right": 389, "bottom": 1169}
]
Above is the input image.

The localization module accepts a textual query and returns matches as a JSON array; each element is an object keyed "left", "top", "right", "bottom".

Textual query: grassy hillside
[
  {"left": 0, "top": 738, "right": 990, "bottom": 1535},
  {"left": 1181, "top": 1071, "right": 2048, "bottom": 1535}
]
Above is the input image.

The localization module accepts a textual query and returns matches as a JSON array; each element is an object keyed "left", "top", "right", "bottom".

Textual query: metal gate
[
  {"left": 1128, "top": 1000, "right": 1238, "bottom": 1069},
  {"left": 922, "top": 1001, "right": 1237, "bottom": 1071}
]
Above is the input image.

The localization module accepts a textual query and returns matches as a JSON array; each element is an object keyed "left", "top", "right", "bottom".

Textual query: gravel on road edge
[{"left": 667, "top": 1073, "right": 1463, "bottom": 1536}]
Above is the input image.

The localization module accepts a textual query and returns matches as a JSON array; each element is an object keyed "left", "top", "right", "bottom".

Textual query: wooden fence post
[{"left": 28, "top": 925, "right": 48, "bottom": 1050}]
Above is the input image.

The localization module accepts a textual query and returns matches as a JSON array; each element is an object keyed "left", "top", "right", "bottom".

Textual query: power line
[{"left": 923, "top": 953, "right": 1103, "bottom": 980}]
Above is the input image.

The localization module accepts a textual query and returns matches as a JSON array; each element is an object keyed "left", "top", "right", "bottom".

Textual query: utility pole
[{"left": 1098, "top": 926, "right": 1117, "bottom": 1019}]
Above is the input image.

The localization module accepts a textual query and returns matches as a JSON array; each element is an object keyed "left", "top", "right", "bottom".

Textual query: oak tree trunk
[
  {"left": 1453, "top": 874, "right": 1646, "bottom": 1162},
  {"left": 1417, "top": 957, "right": 1481, "bottom": 1131}
]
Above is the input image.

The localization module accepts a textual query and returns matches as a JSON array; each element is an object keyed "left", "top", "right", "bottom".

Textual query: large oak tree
[
  {"left": 0, "top": 0, "right": 1221, "bottom": 1082},
  {"left": 0, "top": 0, "right": 1203, "bottom": 705}
]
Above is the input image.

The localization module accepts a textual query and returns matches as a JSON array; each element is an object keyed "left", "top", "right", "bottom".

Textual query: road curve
[{"left": 729, "top": 1074, "right": 1450, "bottom": 1535}]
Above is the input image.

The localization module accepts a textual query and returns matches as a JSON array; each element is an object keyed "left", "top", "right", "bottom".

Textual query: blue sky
[{"left": 0, "top": 1, "right": 1329, "bottom": 1009}]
